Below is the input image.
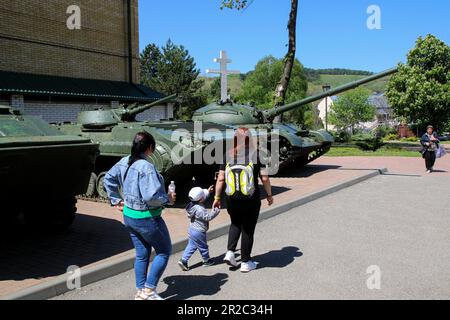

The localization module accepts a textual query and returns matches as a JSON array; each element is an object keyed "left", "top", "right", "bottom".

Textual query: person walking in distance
[{"left": 420, "top": 125, "right": 440, "bottom": 173}]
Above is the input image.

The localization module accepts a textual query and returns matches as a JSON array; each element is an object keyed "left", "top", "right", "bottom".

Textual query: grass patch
[
  {"left": 308, "top": 74, "right": 389, "bottom": 95},
  {"left": 326, "top": 146, "right": 419, "bottom": 157}
]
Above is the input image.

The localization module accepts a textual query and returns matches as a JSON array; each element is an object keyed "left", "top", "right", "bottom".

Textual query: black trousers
[
  {"left": 424, "top": 150, "right": 436, "bottom": 170},
  {"left": 226, "top": 197, "right": 261, "bottom": 263}
]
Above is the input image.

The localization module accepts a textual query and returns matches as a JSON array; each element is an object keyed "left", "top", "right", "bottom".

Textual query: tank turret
[
  {"left": 192, "top": 67, "right": 398, "bottom": 125},
  {"left": 192, "top": 67, "right": 398, "bottom": 171},
  {"left": 78, "top": 94, "right": 177, "bottom": 129}
]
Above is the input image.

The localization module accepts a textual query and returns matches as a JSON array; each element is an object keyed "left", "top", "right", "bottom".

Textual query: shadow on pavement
[
  {"left": 275, "top": 165, "right": 342, "bottom": 178},
  {"left": 0, "top": 213, "right": 132, "bottom": 283},
  {"left": 382, "top": 173, "right": 422, "bottom": 177},
  {"left": 187, "top": 252, "right": 242, "bottom": 272},
  {"left": 161, "top": 273, "right": 228, "bottom": 300},
  {"left": 252, "top": 246, "right": 303, "bottom": 269}
]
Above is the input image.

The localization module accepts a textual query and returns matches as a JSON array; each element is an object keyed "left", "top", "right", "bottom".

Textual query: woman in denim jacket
[{"left": 104, "top": 131, "right": 176, "bottom": 300}]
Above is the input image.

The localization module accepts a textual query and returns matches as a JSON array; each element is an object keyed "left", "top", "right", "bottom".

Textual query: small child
[{"left": 178, "top": 186, "right": 220, "bottom": 271}]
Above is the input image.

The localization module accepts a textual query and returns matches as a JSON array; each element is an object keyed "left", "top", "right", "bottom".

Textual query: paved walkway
[
  {"left": 54, "top": 172, "right": 450, "bottom": 300},
  {"left": 3, "top": 155, "right": 448, "bottom": 299},
  {"left": 314, "top": 155, "right": 450, "bottom": 176},
  {"left": 0, "top": 161, "right": 376, "bottom": 298}
]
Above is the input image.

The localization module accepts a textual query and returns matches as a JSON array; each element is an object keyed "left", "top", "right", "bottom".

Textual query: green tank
[
  {"left": 0, "top": 105, "right": 99, "bottom": 229},
  {"left": 56, "top": 94, "right": 227, "bottom": 198},
  {"left": 192, "top": 67, "right": 398, "bottom": 171},
  {"left": 56, "top": 68, "right": 397, "bottom": 199}
]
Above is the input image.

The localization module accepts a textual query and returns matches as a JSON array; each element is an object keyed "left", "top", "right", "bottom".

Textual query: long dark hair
[
  {"left": 129, "top": 131, "right": 156, "bottom": 166},
  {"left": 227, "top": 127, "right": 256, "bottom": 163}
]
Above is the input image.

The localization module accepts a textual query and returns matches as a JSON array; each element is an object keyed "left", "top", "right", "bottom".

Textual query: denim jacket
[
  {"left": 420, "top": 132, "right": 440, "bottom": 153},
  {"left": 104, "top": 155, "right": 169, "bottom": 211}
]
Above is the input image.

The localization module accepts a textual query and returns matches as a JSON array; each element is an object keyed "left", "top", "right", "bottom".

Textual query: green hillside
[
  {"left": 201, "top": 70, "right": 390, "bottom": 103},
  {"left": 201, "top": 74, "right": 244, "bottom": 99},
  {"left": 307, "top": 74, "right": 390, "bottom": 96}
]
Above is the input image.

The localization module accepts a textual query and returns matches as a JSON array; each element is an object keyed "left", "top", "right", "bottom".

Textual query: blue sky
[{"left": 139, "top": 0, "right": 449, "bottom": 74}]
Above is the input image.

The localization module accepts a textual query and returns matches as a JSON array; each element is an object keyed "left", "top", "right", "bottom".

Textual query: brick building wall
[
  {"left": 0, "top": 1, "right": 172, "bottom": 123},
  {"left": 135, "top": 104, "right": 175, "bottom": 121},
  {"left": 0, "top": 0, "right": 140, "bottom": 83},
  {"left": 24, "top": 101, "right": 111, "bottom": 124},
  {"left": 7, "top": 96, "right": 173, "bottom": 124}
]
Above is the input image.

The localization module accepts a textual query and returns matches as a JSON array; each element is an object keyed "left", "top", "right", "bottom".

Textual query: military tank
[
  {"left": 192, "top": 67, "right": 398, "bottom": 171},
  {"left": 0, "top": 105, "right": 99, "bottom": 229},
  {"left": 57, "top": 68, "right": 397, "bottom": 198},
  {"left": 56, "top": 94, "right": 229, "bottom": 198}
]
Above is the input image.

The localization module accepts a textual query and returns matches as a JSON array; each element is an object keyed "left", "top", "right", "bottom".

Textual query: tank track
[
  {"left": 77, "top": 194, "right": 109, "bottom": 203},
  {"left": 79, "top": 143, "right": 332, "bottom": 203},
  {"left": 305, "top": 143, "right": 332, "bottom": 164}
]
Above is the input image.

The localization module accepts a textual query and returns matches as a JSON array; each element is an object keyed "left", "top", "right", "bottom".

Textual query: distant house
[
  {"left": 317, "top": 95, "right": 337, "bottom": 131},
  {"left": 369, "top": 92, "right": 394, "bottom": 123},
  {"left": 317, "top": 92, "right": 396, "bottom": 132}
]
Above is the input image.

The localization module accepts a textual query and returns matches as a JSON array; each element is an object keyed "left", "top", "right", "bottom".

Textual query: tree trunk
[{"left": 273, "top": 0, "right": 298, "bottom": 123}]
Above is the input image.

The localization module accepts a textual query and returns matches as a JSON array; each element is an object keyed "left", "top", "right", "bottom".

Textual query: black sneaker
[
  {"left": 203, "top": 259, "right": 215, "bottom": 267},
  {"left": 178, "top": 259, "right": 189, "bottom": 271}
]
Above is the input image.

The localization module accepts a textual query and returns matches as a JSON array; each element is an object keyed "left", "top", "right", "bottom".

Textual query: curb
[{"left": 2, "top": 168, "right": 387, "bottom": 300}]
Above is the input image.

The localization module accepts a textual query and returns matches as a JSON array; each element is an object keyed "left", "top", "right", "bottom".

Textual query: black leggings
[
  {"left": 424, "top": 150, "right": 436, "bottom": 170},
  {"left": 226, "top": 198, "right": 261, "bottom": 263}
]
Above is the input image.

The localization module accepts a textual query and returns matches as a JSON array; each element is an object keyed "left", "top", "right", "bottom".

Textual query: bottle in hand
[
  {"left": 167, "top": 181, "right": 176, "bottom": 205},
  {"left": 168, "top": 181, "right": 176, "bottom": 195}
]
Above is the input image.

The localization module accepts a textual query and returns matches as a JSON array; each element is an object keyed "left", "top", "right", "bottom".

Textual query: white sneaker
[
  {"left": 426, "top": 170, "right": 431, "bottom": 174},
  {"left": 134, "top": 289, "right": 143, "bottom": 300},
  {"left": 240, "top": 260, "right": 258, "bottom": 273},
  {"left": 224, "top": 251, "right": 238, "bottom": 267},
  {"left": 136, "top": 288, "right": 164, "bottom": 300}
]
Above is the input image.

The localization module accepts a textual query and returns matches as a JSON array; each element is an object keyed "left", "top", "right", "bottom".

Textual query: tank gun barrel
[
  {"left": 262, "top": 67, "right": 398, "bottom": 122},
  {"left": 126, "top": 93, "right": 177, "bottom": 117}
]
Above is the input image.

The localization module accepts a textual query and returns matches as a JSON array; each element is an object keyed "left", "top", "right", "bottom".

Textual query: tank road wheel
[
  {"left": 24, "top": 196, "right": 77, "bottom": 232},
  {"left": 96, "top": 172, "right": 108, "bottom": 199},
  {"left": 258, "top": 147, "right": 280, "bottom": 176},
  {"left": 85, "top": 172, "right": 98, "bottom": 197}
]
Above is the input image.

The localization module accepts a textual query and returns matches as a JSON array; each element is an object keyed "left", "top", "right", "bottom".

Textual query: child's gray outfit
[{"left": 181, "top": 202, "right": 220, "bottom": 262}]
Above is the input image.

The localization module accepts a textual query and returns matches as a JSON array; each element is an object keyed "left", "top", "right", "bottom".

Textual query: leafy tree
[
  {"left": 386, "top": 34, "right": 450, "bottom": 131},
  {"left": 140, "top": 44, "right": 161, "bottom": 85},
  {"left": 140, "top": 40, "right": 207, "bottom": 119},
  {"left": 235, "top": 55, "right": 309, "bottom": 124},
  {"left": 220, "top": 0, "right": 299, "bottom": 112},
  {"left": 208, "top": 77, "right": 221, "bottom": 101},
  {"left": 220, "top": 0, "right": 248, "bottom": 10},
  {"left": 329, "top": 87, "right": 375, "bottom": 134}
]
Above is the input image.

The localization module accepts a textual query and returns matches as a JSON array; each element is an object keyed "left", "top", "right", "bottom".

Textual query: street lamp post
[{"left": 322, "top": 84, "right": 331, "bottom": 131}]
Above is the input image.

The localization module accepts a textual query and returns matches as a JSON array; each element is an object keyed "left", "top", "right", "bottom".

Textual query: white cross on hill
[{"left": 206, "top": 50, "right": 240, "bottom": 102}]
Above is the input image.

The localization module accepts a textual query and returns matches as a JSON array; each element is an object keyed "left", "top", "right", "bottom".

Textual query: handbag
[{"left": 435, "top": 145, "right": 446, "bottom": 158}]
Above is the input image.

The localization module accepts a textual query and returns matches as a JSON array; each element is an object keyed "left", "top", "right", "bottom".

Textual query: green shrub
[
  {"left": 352, "top": 133, "right": 386, "bottom": 151},
  {"left": 351, "top": 133, "right": 374, "bottom": 141},
  {"left": 331, "top": 131, "right": 352, "bottom": 143},
  {"left": 384, "top": 133, "right": 399, "bottom": 141},
  {"left": 401, "top": 137, "right": 419, "bottom": 142},
  {"left": 375, "top": 125, "right": 398, "bottom": 138}
]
